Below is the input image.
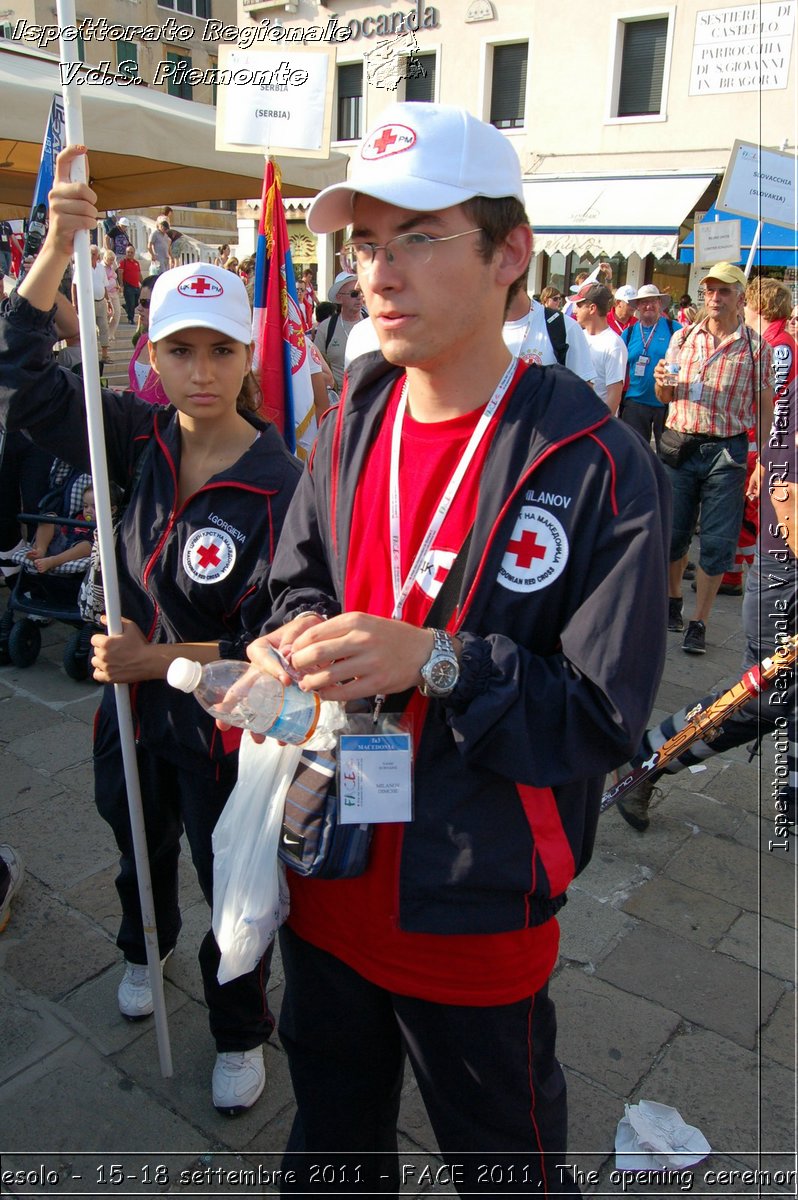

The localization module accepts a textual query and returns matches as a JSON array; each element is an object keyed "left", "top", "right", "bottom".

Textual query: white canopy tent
[{"left": 0, "top": 43, "right": 347, "bottom": 215}]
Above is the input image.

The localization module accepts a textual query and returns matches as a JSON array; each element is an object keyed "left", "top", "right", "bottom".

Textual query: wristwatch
[{"left": 419, "top": 629, "right": 460, "bottom": 698}]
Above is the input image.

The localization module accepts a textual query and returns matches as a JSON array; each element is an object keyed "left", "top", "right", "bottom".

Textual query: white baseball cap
[
  {"left": 615, "top": 284, "right": 637, "bottom": 302},
  {"left": 328, "top": 271, "right": 358, "bottom": 302},
  {"left": 307, "top": 102, "right": 525, "bottom": 234},
  {"left": 149, "top": 262, "right": 252, "bottom": 345}
]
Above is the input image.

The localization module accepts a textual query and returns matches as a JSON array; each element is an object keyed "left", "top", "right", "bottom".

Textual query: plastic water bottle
[
  {"left": 663, "top": 344, "right": 681, "bottom": 386},
  {"left": 167, "top": 658, "right": 320, "bottom": 745}
]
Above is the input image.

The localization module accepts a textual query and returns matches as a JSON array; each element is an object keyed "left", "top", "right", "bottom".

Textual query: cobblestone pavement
[{"left": 0, "top": 578, "right": 795, "bottom": 1197}]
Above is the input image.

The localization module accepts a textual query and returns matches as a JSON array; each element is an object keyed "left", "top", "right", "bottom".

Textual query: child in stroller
[
  {"left": 0, "top": 462, "right": 96, "bottom": 678},
  {"left": 27, "top": 482, "right": 93, "bottom": 573}
]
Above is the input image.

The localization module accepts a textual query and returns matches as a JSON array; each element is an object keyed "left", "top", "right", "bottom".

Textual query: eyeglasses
[{"left": 341, "top": 228, "right": 483, "bottom": 273}]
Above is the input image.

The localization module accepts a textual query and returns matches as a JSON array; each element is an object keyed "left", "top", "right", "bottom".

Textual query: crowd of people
[{"left": 0, "top": 101, "right": 794, "bottom": 1194}]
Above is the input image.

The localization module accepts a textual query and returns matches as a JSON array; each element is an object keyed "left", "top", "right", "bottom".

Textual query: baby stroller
[{"left": 0, "top": 463, "right": 95, "bottom": 680}]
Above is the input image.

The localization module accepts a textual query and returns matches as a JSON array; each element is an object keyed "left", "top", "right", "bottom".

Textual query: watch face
[{"left": 429, "top": 658, "right": 458, "bottom": 690}]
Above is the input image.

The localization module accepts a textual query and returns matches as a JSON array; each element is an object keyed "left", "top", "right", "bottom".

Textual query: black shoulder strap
[
  {"left": 320, "top": 311, "right": 339, "bottom": 355},
  {"left": 622, "top": 325, "right": 632, "bottom": 347},
  {"left": 545, "top": 310, "right": 568, "bottom": 366}
]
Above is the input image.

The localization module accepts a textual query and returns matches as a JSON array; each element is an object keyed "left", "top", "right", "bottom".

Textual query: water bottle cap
[{"left": 167, "top": 657, "right": 203, "bottom": 693}]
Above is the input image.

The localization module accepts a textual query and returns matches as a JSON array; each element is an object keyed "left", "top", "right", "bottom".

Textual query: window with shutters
[
  {"left": 159, "top": 0, "right": 211, "bottom": 17},
  {"left": 489, "top": 43, "right": 528, "bottom": 130},
  {"left": 166, "top": 52, "right": 192, "bottom": 100},
  {"left": 337, "top": 63, "right": 363, "bottom": 142},
  {"left": 117, "top": 41, "right": 138, "bottom": 80},
  {"left": 608, "top": 12, "right": 674, "bottom": 122},
  {"left": 404, "top": 52, "right": 436, "bottom": 103}
]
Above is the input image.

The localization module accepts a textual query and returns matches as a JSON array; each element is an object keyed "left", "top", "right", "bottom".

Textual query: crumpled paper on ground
[{"left": 615, "top": 1100, "right": 711, "bottom": 1169}]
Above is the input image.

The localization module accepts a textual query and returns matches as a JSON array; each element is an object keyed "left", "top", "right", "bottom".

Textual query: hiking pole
[
  {"left": 601, "top": 634, "right": 798, "bottom": 813},
  {"left": 56, "top": 0, "right": 173, "bottom": 1077}
]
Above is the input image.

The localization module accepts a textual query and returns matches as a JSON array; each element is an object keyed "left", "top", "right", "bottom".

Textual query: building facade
[{"left": 236, "top": 0, "right": 796, "bottom": 299}]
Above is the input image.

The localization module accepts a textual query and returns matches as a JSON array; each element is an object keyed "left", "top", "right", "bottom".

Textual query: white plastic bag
[{"left": 212, "top": 732, "right": 301, "bottom": 984}]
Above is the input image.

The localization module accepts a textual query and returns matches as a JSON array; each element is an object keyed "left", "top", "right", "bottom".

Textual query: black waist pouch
[{"left": 659, "top": 427, "right": 700, "bottom": 469}]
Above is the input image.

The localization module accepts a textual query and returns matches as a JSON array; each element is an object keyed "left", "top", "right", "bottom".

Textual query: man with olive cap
[
  {"left": 314, "top": 270, "right": 364, "bottom": 390},
  {"left": 246, "top": 101, "right": 670, "bottom": 1195}
]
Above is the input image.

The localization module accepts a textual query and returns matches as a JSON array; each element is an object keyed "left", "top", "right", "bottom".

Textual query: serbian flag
[{"left": 252, "top": 160, "right": 317, "bottom": 461}]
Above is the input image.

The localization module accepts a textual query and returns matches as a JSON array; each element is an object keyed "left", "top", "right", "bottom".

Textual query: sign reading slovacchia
[{"left": 716, "top": 139, "right": 796, "bottom": 231}]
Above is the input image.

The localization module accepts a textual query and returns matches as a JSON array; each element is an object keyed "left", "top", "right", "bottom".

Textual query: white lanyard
[
  {"left": 388, "top": 358, "right": 517, "bottom": 619},
  {"left": 639, "top": 323, "right": 657, "bottom": 355}
]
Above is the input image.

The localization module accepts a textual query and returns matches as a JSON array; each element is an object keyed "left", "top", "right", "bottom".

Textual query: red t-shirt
[
  {"left": 119, "top": 258, "right": 142, "bottom": 288},
  {"left": 287, "top": 367, "right": 560, "bottom": 1005}
]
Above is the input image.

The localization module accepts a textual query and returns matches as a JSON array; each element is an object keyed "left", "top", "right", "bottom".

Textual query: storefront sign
[
  {"left": 694, "top": 217, "right": 742, "bottom": 264},
  {"left": 339, "top": 0, "right": 440, "bottom": 40},
  {"left": 690, "top": 2, "right": 796, "bottom": 94}
]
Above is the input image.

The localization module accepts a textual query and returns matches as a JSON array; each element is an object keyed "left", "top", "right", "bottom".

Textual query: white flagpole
[
  {"left": 744, "top": 221, "right": 763, "bottom": 278},
  {"left": 55, "top": 0, "right": 172, "bottom": 1077}
]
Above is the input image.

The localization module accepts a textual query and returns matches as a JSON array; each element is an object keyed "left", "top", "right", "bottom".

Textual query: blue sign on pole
[{"left": 23, "top": 94, "right": 66, "bottom": 262}]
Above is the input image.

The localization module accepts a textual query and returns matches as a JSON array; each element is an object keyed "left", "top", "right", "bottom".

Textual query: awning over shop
[
  {"left": 523, "top": 174, "right": 717, "bottom": 260},
  {"left": 679, "top": 203, "right": 798, "bottom": 268}
]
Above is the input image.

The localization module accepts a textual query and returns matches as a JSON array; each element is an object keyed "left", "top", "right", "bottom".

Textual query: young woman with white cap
[{"left": 0, "top": 145, "right": 302, "bottom": 1116}]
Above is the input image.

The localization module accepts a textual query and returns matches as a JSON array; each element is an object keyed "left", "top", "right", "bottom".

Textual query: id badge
[
  {"left": 634, "top": 355, "right": 649, "bottom": 377},
  {"left": 338, "top": 717, "right": 413, "bottom": 824},
  {"left": 689, "top": 379, "right": 703, "bottom": 404}
]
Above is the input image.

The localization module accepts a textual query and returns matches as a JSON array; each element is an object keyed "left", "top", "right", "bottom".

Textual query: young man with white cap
[
  {"left": 246, "top": 102, "right": 669, "bottom": 1194},
  {"left": 607, "top": 284, "right": 638, "bottom": 336},
  {"left": 0, "top": 146, "right": 302, "bottom": 1115},
  {"left": 653, "top": 261, "right": 773, "bottom": 654},
  {"left": 314, "top": 270, "right": 364, "bottom": 390}
]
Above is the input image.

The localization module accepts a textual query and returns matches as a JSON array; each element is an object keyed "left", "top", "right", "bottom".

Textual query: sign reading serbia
[{"left": 215, "top": 46, "right": 335, "bottom": 158}]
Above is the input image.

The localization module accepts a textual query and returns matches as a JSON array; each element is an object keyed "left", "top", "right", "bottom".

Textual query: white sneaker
[
  {"left": 0, "top": 845, "right": 24, "bottom": 933},
  {"left": 117, "top": 951, "right": 172, "bottom": 1021},
  {"left": 212, "top": 1048, "right": 266, "bottom": 1116}
]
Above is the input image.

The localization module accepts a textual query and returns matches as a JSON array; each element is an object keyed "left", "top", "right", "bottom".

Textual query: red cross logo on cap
[
  {"left": 196, "top": 542, "right": 221, "bottom": 569},
  {"left": 373, "top": 127, "right": 398, "bottom": 155},
  {"left": 506, "top": 530, "right": 547, "bottom": 568},
  {"left": 362, "top": 123, "right": 416, "bottom": 161},
  {"left": 177, "top": 275, "right": 223, "bottom": 300}
]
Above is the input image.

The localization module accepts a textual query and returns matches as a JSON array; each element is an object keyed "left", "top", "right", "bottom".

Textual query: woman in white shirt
[{"left": 103, "top": 249, "right": 122, "bottom": 340}]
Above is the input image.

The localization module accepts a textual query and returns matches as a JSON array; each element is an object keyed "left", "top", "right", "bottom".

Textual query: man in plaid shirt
[{"left": 654, "top": 262, "right": 773, "bottom": 655}]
